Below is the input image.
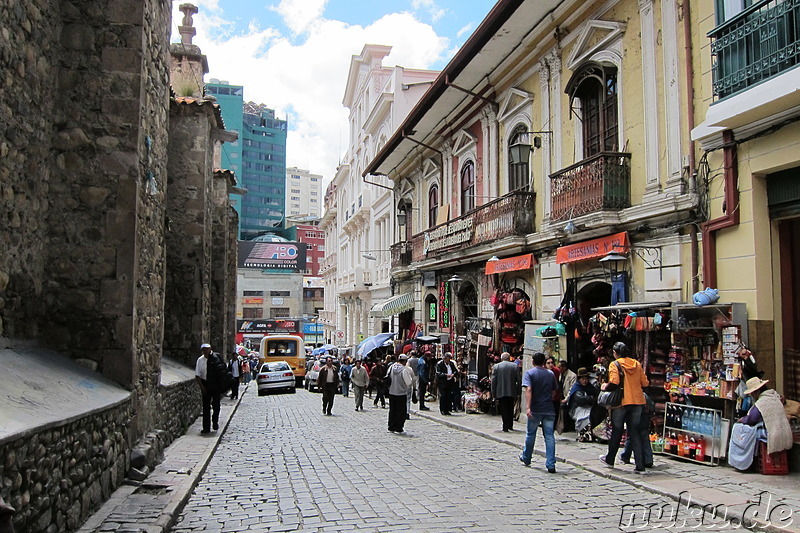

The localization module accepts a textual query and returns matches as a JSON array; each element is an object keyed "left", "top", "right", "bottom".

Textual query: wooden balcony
[
  {"left": 710, "top": 0, "right": 800, "bottom": 99},
  {"left": 390, "top": 241, "right": 412, "bottom": 268},
  {"left": 408, "top": 191, "right": 535, "bottom": 263},
  {"left": 549, "top": 152, "right": 631, "bottom": 221}
]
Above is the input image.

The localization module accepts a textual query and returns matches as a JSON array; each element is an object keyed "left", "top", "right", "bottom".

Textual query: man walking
[
  {"left": 350, "top": 359, "right": 369, "bottom": 411},
  {"left": 228, "top": 352, "right": 241, "bottom": 400},
  {"left": 491, "top": 352, "right": 520, "bottom": 432},
  {"left": 195, "top": 343, "right": 223, "bottom": 434},
  {"left": 318, "top": 356, "right": 340, "bottom": 415},
  {"left": 387, "top": 354, "right": 414, "bottom": 433},
  {"left": 417, "top": 351, "right": 431, "bottom": 411},
  {"left": 407, "top": 350, "right": 420, "bottom": 407},
  {"left": 519, "top": 351, "right": 558, "bottom": 473}
]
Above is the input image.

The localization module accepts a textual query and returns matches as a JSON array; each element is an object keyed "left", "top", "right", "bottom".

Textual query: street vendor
[{"left": 738, "top": 377, "right": 793, "bottom": 455}]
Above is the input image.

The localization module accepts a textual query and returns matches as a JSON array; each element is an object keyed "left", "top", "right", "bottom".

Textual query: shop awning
[
  {"left": 485, "top": 253, "right": 535, "bottom": 275},
  {"left": 369, "top": 293, "right": 414, "bottom": 318}
]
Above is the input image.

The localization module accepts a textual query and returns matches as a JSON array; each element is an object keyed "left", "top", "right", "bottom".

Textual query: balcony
[
  {"left": 390, "top": 241, "right": 412, "bottom": 268},
  {"left": 710, "top": 0, "right": 800, "bottom": 99},
  {"left": 549, "top": 152, "right": 631, "bottom": 221},
  {"left": 409, "top": 191, "right": 535, "bottom": 263}
]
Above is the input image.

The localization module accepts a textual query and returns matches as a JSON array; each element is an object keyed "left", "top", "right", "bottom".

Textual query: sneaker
[
  {"left": 519, "top": 454, "right": 530, "bottom": 467},
  {"left": 599, "top": 455, "right": 614, "bottom": 468},
  {"left": 633, "top": 469, "right": 650, "bottom": 476},
  {"left": 547, "top": 467, "right": 556, "bottom": 474},
  {"left": 618, "top": 455, "right": 630, "bottom": 465}
]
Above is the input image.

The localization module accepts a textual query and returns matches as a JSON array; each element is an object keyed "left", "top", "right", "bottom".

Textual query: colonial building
[
  {"left": 319, "top": 45, "right": 439, "bottom": 348},
  {"left": 365, "top": 0, "right": 702, "bottom": 371}
]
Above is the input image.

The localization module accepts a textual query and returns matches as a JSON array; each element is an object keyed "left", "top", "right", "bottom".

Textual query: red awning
[
  {"left": 485, "top": 253, "right": 536, "bottom": 274},
  {"left": 556, "top": 232, "right": 629, "bottom": 264}
]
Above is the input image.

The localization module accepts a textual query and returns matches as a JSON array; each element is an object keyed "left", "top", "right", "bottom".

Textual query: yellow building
[{"left": 692, "top": 0, "right": 800, "bottom": 398}]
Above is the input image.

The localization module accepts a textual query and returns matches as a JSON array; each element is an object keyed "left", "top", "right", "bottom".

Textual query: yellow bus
[{"left": 259, "top": 334, "right": 306, "bottom": 387}]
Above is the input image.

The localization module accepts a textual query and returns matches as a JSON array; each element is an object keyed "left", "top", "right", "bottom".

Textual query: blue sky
[{"left": 171, "top": 0, "right": 496, "bottom": 180}]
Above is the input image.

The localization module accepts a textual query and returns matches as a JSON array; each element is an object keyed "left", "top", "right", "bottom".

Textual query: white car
[{"left": 256, "top": 361, "right": 296, "bottom": 396}]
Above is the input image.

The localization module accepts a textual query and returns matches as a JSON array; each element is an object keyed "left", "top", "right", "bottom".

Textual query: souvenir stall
[{"left": 588, "top": 301, "right": 748, "bottom": 465}]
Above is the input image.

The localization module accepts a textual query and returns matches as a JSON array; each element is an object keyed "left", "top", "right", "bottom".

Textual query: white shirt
[
  {"left": 230, "top": 358, "right": 240, "bottom": 378},
  {"left": 195, "top": 355, "right": 208, "bottom": 380},
  {"left": 325, "top": 366, "right": 335, "bottom": 383}
]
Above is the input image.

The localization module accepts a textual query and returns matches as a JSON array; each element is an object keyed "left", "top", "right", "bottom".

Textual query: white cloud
[
  {"left": 456, "top": 23, "right": 474, "bottom": 38},
  {"left": 172, "top": 4, "right": 448, "bottom": 183},
  {"left": 411, "top": 0, "right": 446, "bottom": 22},
  {"left": 272, "top": 0, "right": 328, "bottom": 35}
]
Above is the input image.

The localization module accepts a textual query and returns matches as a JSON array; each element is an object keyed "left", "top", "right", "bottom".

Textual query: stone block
[{"left": 102, "top": 48, "right": 142, "bottom": 74}]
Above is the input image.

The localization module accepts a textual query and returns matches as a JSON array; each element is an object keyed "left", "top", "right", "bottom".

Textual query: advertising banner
[
  {"left": 237, "top": 319, "right": 298, "bottom": 334},
  {"left": 238, "top": 241, "right": 307, "bottom": 270}
]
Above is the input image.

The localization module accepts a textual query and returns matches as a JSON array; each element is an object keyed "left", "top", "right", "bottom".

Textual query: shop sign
[
  {"left": 485, "top": 253, "right": 536, "bottom": 275},
  {"left": 556, "top": 231, "right": 629, "bottom": 264},
  {"left": 429, "top": 302, "right": 437, "bottom": 321},
  {"left": 242, "top": 297, "right": 264, "bottom": 304},
  {"left": 423, "top": 217, "right": 473, "bottom": 255},
  {"left": 238, "top": 240, "right": 307, "bottom": 271},
  {"left": 271, "top": 297, "right": 284, "bottom": 305},
  {"left": 439, "top": 281, "right": 450, "bottom": 329}
]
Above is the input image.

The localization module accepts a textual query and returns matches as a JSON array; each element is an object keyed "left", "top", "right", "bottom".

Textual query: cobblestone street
[{"left": 171, "top": 387, "right": 741, "bottom": 532}]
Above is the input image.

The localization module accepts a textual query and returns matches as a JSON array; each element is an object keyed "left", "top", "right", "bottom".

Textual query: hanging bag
[{"left": 597, "top": 361, "right": 625, "bottom": 409}]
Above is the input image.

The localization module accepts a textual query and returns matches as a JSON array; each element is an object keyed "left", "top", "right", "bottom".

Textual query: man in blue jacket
[{"left": 417, "top": 351, "right": 431, "bottom": 411}]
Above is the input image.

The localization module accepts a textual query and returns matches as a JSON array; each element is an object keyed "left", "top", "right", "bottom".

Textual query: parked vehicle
[
  {"left": 259, "top": 335, "right": 306, "bottom": 387},
  {"left": 256, "top": 361, "right": 296, "bottom": 396}
]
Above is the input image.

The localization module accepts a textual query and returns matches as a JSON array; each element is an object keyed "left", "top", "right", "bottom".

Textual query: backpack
[{"left": 207, "top": 353, "right": 234, "bottom": 394}]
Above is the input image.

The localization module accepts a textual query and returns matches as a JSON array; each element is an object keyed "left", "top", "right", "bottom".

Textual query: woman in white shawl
[{"left": 738, "top": 377, "right": 793, "bottom": 455}]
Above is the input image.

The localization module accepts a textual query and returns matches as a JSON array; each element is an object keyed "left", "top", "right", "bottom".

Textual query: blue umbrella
[
  {"left": 357, "top": 332, "right": 397, "bottom": 356},
  {"left": 321, "top": 344, "right": 336, "bottom": 351},
  {"left": 311, "top": 347, "right": 327, "bottom": 356}
]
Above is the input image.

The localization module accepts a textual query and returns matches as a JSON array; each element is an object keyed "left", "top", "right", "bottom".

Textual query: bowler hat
[{"left": 576, "top": 367, "right": 589, "bottom": 378}]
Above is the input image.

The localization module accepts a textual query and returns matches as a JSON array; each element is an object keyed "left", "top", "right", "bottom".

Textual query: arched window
[
  {"left": 508, "top": 124, "right": 530, "bottom": 192},
  {"left": 460, "top": 161, "right": 475, "bottom": 214},
  {"left": 428, "top": 185, "right": 439, "bottom": 228},
  {"left": 566, "top": 63, "right": 619, "bottom": 158}
]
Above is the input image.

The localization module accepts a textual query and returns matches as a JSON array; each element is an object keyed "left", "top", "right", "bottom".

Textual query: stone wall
[
  {"left": 0, "top": 400, "right": 132, "bottom": 533},
  {"left": 0, "top": 0, "right": 59, "bottom": 339}
]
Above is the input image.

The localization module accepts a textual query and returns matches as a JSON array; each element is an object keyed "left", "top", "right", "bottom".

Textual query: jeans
[
  {"left": 201, "top": 388, "right": 221, "bottom": 432},
  {"left": 621, "top": 411, "right": 653, "bottom": 466},
  {"left": 341, "top": 379, "right": 350, "bottom": 397},
  {"left": 352, "top": 384, "right": 365, "bottom": 409},
  {"left": 373, "top": 384, "right": 386, "bottom": 407},
  {"left": 606, "top": 404, "right": 646, "bottom": 470},
  {"left": 521, "top": 413, "right": 556, "bottom": 470},
  {"left": 388, "top": 394, "right": 407, "bottom": 432}
]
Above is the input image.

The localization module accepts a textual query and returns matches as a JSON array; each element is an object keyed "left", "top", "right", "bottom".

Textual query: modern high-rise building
[
  {"left": 286, "top": 166, "right": 323, "bottom": 220},
  {"left": 206, "top": 80, "right": 287, "bottom": 240}
]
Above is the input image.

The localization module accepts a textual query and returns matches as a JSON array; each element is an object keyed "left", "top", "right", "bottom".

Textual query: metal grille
[{"left": 549, "top": 152, "right": 631, "bottom": 221}]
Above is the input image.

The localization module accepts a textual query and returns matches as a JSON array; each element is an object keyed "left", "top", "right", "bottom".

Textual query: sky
[{"left": 170, "top": 0, "right": 496, "bottom": 183}]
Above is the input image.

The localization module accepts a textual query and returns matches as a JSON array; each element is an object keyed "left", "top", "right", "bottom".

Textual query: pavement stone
[{"left": 78, "top": 383, "right": 800, "bottom": 532}]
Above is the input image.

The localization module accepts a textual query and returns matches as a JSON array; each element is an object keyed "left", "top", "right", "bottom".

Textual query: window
[
  {"left": 291, "top": 188, "right": 301, "bottom": 193},
  {"left": 567, "top": 63, "right": 619, "bottom": 158},
  {"left": 291, "top": 196, "right": 300, "bottom": 200},
  {"left": 270, "top": 290, "right": 291, "bottom": 297},
  {"left": 310, "top": 199, "right": 318, "bottom": 203},
  {"left": 318, "top": 245, "right": 325, "bottom": 252},
  {"left": 243, "top": 290, "right": 264, "bottom": 296},
  {"left": 460, "top": 161, "right": 475, "bottom": 214},
  {"left": 311, "top": 191, "right": 318, "bottom": 196},
  {"left": 428, "top": 185, "right": 439, "bottom": 228},
  {"left": 270, "top": 307, "right": 290, "bottom": 318},
  {"left": 715, "top": 0, "right": 755, "bottom": 24},
  {"left": 311, "top": 177, "right": 319, "bottom": 181},
  {"left": 508, "top": 125, "right": 530, "bottom": 192},
  {"left": 291, "top": 174, "right": 300, "bottom": 179},
  {"left": 243, "top": 307, "right": 263, "bottom": 318}
]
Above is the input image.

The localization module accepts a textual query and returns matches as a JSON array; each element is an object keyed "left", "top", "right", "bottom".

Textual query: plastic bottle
[
  {"left": 682, "top": 433, "right": 692, "bottom": 457},
  {"left": 696, "top": 435, "right": 706, "bottom": 462},
  {"left": 677, "top": 432, "right": 685, "bottom": 456},
  {"left": 689, "top": 436, "right": 697, "bottom": 460}
]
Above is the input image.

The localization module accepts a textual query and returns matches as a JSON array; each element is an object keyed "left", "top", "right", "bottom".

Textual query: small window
[
  {"left": 428, "top": 185, "right": 439, "bottom": 228},
  {"left": 460, "top": 161, "right": 475, "bottom": 214},
  {"left": 242, "top": 307, "right": 263, "bottom": 318},
  {"left": 243, "top": 290, "right": 264, "bottom": 296}
]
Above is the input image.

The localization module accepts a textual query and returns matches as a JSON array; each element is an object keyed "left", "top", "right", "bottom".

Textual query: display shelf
[{"left": 662, "top": 402, "right": 726, "bottom": 466}]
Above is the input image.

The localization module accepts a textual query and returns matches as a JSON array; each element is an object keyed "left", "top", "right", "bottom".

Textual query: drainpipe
[
  {"left": 682, "top": 0, "right": 700, "bottom": 294},
  {"left": 701, "top": 129, "right": 740, "bottom": 288}
]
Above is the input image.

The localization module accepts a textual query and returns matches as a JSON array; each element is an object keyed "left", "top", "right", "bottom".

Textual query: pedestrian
[
  {"left": 339, "top": 357, "right": 352, "bottom": 397},
  {"left": 558, "top": 360, "right": 577, "bottom": 432},
  {"left": 450, "top": 355, "right": 463, "bottom": 412},
  {"left": 350, "top": 359, "right": 369, "bottom": 411},
  {"left": 435, "top": 352, "right": 458, "bottom": 415},
  {"left": 491, "top": 352, "right": 520, "bottom": 432},
  {"left": 371, "top": 359, "right": 387, "bottom": 408},
  {"left": 228, "top": 353, "right": 241, "bottom": 400},
  {"left": 387, "top": 354, "right": 414, "bottom": 433},
  {"left": 195, "top": 343, "right": 224, "bottom": 434},
  {"left": 599, "top": 341, "right": 650, "bottom": 474},
  {"left": 565, "top": 367, "right": 598, "bottom": 437},
  {"left": 318, "top": 356, "right": 340, "bottom": 416},
  {"left": 417, "top": 350, "right": 431, "bottom": 411},
  {"left": 407, "top": 350, "right": 420, "bottom": 412},
  {"left": 519, "top": 351, "right": 558, "bottom": 473},
  {"left": 620, "top": 392, "right": 655, "bottom": 468},
  {"left": 241, "top": 357, "right": 251, "bottom": 384}
]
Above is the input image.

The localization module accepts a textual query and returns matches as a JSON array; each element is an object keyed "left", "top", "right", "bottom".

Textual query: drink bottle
[{"left": 696, "top": 435, "right": 706, "bottom": 462}]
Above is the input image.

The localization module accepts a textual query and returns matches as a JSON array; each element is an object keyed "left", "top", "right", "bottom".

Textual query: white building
[
  {"left": 319, "top": 44, "right": 439, "bottom": 347},
  {"left": 285, "top": 166, "right": 323, "bottom": 220}
]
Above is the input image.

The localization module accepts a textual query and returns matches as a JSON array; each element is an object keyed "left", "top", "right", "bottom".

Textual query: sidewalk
[
  {"left": 78, "top": 386, "right": 800, "bottom": 533},
  {"left": 414, "top": 405, "right": 800, "bottom": 533}
]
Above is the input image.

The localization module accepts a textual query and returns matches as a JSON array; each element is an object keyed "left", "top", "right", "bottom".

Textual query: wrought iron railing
[
  {"left": 549, "top": 152, "right": 631, "bottom": 221},
  {"left": 390, "top": 241, "right": 412, "bottom": 268},
  {"left": 409, "top": 191, "right": 535, "bottom": 262},
  {"left": 710, "top": 0, "right": 800, "bottom": 99}
]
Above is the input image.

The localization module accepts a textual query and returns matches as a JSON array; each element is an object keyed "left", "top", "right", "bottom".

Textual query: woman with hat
[
  {"left": 738, "top": 377, "right": 793, "bottom": 455},
  {"left": 565, "top": 367, "right": 598, "bottom": 437}
]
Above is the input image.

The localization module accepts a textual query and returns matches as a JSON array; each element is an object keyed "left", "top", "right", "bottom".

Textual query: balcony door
[{"left": 568, "top": 63, "right": 619, "bottom": 158}]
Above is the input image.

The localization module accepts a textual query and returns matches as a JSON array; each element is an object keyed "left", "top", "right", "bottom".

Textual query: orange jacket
[{"left": 608, "top": 357, "right": 649, "bottom": 406}]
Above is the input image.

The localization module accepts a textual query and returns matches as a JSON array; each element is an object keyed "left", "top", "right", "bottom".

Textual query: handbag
[{"left": 597, "top": 361, "right": 624, "bottom": 408}]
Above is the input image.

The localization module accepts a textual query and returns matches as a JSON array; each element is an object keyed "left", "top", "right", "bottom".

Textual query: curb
[{"left": 414, "top": 410, "right": 796, "bottom": 533}]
